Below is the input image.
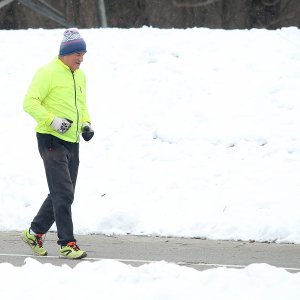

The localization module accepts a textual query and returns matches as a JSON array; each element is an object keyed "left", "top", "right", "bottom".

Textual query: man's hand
[
  {"left": 50, "top": 117, "right": 73, "bottom": 134},
  {"left": 82, "top": 122, "right": 94, "bottom": 141}
]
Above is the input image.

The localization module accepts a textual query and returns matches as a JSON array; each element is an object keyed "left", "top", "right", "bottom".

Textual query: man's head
[{"left": 59, "top": 28, "right": 86, "bottom": 71}]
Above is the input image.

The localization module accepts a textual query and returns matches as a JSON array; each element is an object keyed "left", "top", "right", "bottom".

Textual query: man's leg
[
  {"left": 35, "top": 133, "right": 77, "bottom": 245},
  {"left": 30, "top": 194, "right": 55, "bottom": 234},
  {"left": 57, "top": 141, "right": 88, "bottom": 258}
]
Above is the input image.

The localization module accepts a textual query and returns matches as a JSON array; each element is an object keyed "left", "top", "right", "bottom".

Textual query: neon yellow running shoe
[
  {"left": 21, "top": 229, "right": 47, "bottom": 256},
  {"left": 59, "top": 242, "right": 87, "bottom": 259}
]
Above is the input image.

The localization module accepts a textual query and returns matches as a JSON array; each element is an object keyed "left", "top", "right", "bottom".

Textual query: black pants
[{"left": 31, "top": 133, "right": 79, "bottom": 246}]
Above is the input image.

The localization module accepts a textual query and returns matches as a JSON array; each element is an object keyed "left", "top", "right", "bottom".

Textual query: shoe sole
[
  {"left": 59, "top": 252, "right": 87, "bottom": 260},
  {"left": 21, "top": 233, "right": 48, "bottom": 256}
]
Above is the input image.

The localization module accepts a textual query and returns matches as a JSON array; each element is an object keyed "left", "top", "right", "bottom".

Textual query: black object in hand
[{"left": 82, "top": 126, "right": 94, "bottom": 141}]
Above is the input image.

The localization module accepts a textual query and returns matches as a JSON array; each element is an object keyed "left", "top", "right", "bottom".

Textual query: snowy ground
[
  {"left": 1, "top": 27, "right": 300, "bottom": 298},
  {"left": 0, "top": 258, "right": 299, "bottom": 300}
]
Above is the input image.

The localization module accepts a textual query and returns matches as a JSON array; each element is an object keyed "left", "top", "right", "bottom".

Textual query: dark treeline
[{"left": 0, "top": 0, "right": 299, "bottom": 30}]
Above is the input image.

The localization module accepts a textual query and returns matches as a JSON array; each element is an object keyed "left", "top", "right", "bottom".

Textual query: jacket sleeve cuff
[{"left": 46, "top": 113, "right": 56, "bottom": 126}]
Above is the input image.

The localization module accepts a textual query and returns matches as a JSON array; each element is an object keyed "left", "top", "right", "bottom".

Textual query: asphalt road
[{"left": 1, "top": 231, "right": 300, "bottom": 272}]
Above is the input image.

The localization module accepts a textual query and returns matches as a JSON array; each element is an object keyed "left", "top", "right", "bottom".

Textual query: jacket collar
[{"left": 55, "top": 56, "right": 78, "bottom": 73}]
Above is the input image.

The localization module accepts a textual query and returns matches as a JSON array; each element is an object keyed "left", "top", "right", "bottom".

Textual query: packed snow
[{"left": 1, "top": 27, "right": 300, "bottom": 298}]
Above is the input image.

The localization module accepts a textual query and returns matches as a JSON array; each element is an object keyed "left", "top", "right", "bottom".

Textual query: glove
[
  {"left": 50, "top": 117, "right": 73, "bottom": 134},
  {"left": 82, "top": 122, "right": 94, "bottom": 141}
]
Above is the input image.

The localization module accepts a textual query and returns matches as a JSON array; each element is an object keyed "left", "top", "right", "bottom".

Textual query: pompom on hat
[{"left": 59, "top": 28, "right": 86, "bottom": 56}]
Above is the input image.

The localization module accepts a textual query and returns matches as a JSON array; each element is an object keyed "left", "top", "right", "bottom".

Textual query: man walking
[{"left": 22, "top": 28, "right": 94, "bottom": 259}]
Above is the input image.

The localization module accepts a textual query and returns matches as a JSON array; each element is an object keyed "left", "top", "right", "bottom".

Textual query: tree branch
[
  {"left": 173, "top": 0, "right": 221, "bottom": 8},
  {"left": 261, "top": 0, "right": 281, "bottom": 6}
]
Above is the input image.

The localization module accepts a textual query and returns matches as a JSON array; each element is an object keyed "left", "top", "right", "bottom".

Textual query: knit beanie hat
[{"left": 59, "top": 28, "right": 87, "bottom": 56}]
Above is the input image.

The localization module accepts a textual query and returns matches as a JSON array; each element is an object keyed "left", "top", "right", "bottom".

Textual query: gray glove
[
  {"left": 50, "top": 117, "right": 73, "bottom": 134},
  {"left": 82, "top": 122, "right": 94, "bottom": 141}
]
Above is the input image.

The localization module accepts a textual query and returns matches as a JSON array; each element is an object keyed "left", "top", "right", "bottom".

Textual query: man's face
[{"left": 61, "top": 52, "right": 85, "bottom": 71}]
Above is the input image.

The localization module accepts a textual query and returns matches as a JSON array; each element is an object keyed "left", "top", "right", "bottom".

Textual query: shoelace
[
  {"left": 35, "top": 234, "right": 45, "bottom": 248},
  {"left": 67, "top": 241, "right": 80, "bottom": 251}
]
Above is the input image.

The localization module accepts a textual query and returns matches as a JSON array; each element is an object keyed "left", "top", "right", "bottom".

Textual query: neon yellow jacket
[{"left": 24, "top": 57, "right": 91, "bottom": 143}]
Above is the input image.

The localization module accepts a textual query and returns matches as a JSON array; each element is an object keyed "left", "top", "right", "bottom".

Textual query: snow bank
[{"left": 1, "top": 27, "right": 300, "bottom": 242}]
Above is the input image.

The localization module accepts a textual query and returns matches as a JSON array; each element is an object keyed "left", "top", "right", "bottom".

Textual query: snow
[
  {"left": 0, "top": 258, "right": 299, "bottom": 300},
  {"left": 1, "top": 27, "right": 300, "bottom": 298}
]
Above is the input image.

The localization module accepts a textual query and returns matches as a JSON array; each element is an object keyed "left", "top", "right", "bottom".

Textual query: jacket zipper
[{"left": 71, "top": 71, "right": 80, "bottom": 142}]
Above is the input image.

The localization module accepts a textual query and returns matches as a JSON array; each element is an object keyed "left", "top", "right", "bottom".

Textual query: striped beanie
[{"left": 59, "top": 28, "right": 86, "bottom": 56}]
